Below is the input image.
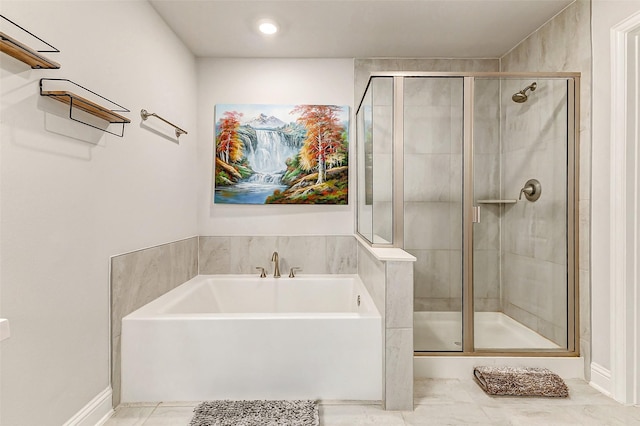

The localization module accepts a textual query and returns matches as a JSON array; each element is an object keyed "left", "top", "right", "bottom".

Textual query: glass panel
[
  {"left": 371, "top": 77, "right": 394, "bottom": 244},
  {"left": 473, "top": 78, "right": 569, "bottom": 351},
  {"left": 356, "top": 82, "right": 374, "bottom": 242},
  {"left": 407, "top": 77, "right": 465, "bottom": 352},
  {"left": 356, "top": 77, "right": 394, "bottom": 244}
]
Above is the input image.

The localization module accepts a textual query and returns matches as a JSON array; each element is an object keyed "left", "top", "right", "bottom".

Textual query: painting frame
[{"left": 213, "top": 104, "right": 349, "bottom": 205}]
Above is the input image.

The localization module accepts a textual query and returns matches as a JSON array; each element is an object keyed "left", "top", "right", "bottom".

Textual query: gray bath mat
[
  {"left": 473, "top": 366, "right": 569, "bottom": 397},
  {"left": 189, "top": 400, "right": 319, "bottom": 426}
]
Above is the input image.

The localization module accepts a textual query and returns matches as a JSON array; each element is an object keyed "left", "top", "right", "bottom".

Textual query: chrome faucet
[{"left": 271, "top": 251, "right": 281, "bottom": 278}]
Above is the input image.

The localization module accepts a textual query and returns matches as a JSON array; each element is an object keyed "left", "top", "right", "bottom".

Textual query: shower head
[{"left": 512, "top": 82, "right": 537, "bottom": 103}]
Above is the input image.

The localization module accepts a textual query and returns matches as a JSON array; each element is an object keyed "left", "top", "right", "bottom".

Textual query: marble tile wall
[
  {"left": 500, "top": 79, "right": 569, "bottom": 347},
  {"left": 198, "top": 235, "right": 357, "bottom": 275},
  {"left": 500, "top": 0, "right": 591, "bottom": 368},
  {"left": 472, "top": 78, "right": 503, "bottom": 313},
  {"left": 110, "top": 237, "right": 199, "bottom": 407},
  {"left": 357, "top": 242, "right": 415, "bottom": 411},
  {"left": 403, "top": 76, "right": 465, "bottom": 313}
]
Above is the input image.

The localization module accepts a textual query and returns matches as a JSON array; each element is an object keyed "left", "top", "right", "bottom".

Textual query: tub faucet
[{"left": 271, "top": 251, "right": 281, "bottom": 278}]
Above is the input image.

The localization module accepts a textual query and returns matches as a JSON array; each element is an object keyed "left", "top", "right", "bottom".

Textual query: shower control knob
[{"left": 519, "top": 179, "right": 541, "bottom": 202}]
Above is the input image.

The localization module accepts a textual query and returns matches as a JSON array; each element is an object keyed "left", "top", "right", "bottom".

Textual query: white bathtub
[{"left": 121, "top": 274, "right": 382, "bottom": 403}]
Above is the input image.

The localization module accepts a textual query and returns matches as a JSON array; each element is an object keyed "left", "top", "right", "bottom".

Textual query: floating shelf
[
  {"left": 40, "top": 79, "right": 130, "bottom": 137},
  {"left": 0, "top": 15, "right": 60, "bottom": 69},
  {"left": 477, "top": 199, "right": 518, "bottom": 204}
]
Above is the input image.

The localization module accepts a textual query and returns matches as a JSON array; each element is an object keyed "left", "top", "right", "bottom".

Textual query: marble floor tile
[
  {"left": 564, "top": 404, "right": 640, "bottom": 426},
  {"left": 103, "top": 379, "right": 640, "bottom": 426},
  {"left": 480, "top": 404, "right": 580, "bottom": 425},
  {"left": 414, "top": 379, "right": 475, "bottom": 405},
  {"left": 320, "top": 404, "right": 406, "bottom": 426},
  {"left": 140, "top": 406, "right": 195, "bottom": 426},
  {"left": 403, "top": 402, "right": 494, "bottom": 425},
  {"left": 104, "top": 405, "right": 157, "bottom": 426}
]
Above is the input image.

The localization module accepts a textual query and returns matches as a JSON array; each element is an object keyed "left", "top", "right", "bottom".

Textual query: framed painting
[{"left": 213, "top": 104, "right": 349, "bottom": 205}]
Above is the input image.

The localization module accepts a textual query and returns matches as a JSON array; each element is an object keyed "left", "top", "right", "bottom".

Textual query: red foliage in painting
[
  {"left": 292, "top": 105, "right": 344, "bottom": 184},
  {"left": 216, "top": 111, "right": 243, "bottom": 164}
]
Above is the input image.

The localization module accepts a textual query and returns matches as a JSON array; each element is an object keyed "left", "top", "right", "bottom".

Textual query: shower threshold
[{"left": 414, "top": 311, "right": 561, "bottom": 351}]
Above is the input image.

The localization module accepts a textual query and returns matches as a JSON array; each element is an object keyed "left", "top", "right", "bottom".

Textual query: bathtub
[{"left": 121, "top": 274, "right": 382, "bottom": 403}]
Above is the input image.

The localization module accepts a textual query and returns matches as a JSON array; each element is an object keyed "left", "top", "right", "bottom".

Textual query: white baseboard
[
  {"left": 63, "top": 387, "right": 113, "bottom": 426},
  {"left": 589, "top": 362, "right": 612, "bottom": 397}
]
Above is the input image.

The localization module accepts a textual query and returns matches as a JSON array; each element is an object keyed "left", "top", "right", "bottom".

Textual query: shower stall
[{"left": 356, "top": 72, "right": 579, "bottom": 355}]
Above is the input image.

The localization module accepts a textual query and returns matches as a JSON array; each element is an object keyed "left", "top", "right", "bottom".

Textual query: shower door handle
[{"left": 472, "top": 206, "right": 480, "bottom": 223}]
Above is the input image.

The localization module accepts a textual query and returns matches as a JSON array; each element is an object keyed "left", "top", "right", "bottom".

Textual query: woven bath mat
[
  {"left": 189, "top": 400, "right": 319, "bottom": 426},
  {"left": 473, "top": 366, "right": 569, "bottom": 397}
]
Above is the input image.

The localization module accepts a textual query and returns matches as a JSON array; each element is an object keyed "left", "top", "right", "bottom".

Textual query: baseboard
[
  {"left": 589, "top": 362, "right": 612, "bottom": 397},
  {"left": 63, "top": 387, "right": 113, "bottom": 426}
]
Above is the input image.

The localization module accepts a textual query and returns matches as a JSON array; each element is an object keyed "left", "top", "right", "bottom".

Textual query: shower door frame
[{"left": 356, "top": 71, "right": 581, "bottom": 357}]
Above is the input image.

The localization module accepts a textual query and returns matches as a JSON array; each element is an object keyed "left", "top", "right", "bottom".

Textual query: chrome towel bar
[{"left": 140, "top": 109, "right": 188, "bottom": 138}]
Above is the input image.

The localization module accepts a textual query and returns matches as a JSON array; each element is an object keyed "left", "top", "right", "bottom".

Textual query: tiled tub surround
[
  {"left": 198, "top": 235, "right": 357, "bottom": 275},
  {"left": 110, "top": 237, "right": 199, "bottom": 407},
  {"left": 358, "top": 239, "right": 415, "bottom": 411},
  {"left": 111, "top": 235, "right": 415, "bottom": 409}
]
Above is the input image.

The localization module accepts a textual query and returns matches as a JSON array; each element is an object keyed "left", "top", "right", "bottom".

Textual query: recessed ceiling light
[{"left": 258, "top": 19, "right": 278, "bottom": 35}]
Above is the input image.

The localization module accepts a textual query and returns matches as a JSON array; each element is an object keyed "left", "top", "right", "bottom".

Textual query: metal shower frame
[{"left": 355, "top": 71, "right": 580, "bottom": 357}]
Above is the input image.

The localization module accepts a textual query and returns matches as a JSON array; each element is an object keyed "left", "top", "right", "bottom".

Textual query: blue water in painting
[{"left": 214, "top": 182, "right": 288, "bottom": 205}]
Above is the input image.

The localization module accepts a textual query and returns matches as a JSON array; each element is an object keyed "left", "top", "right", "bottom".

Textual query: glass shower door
[
  {"left": 472, "top": 77, "right": 574, "bottom": 351},
  {"left": 406, "top": 77, "right": 465, "bottom": 352}
]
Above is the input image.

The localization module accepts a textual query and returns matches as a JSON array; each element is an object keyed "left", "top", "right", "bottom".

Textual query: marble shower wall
[
  {"left": 500, "top": 0, "right": 591, "bottom": 371},
  {"left": 404, "top": 76, "right": 465, "bottom": 312},
  {"left": 110, "top": 237, "right": 199, "bottom": 407},
  {"left": 500, "top": 78, "right": 570, "bottom": 347},
  {"left": 198, "top": 235, "right": 357, "bottom": 275},
  {"left": 472, "top": 79, "right": 502, "bottom": 312}
]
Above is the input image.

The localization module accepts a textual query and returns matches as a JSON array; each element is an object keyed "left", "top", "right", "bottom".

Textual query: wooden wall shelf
[
  {"left": 40, "top": 79, "right": 130, "bottom": 137},
  {"left": 41, "top": 90, "right": 131, "bottom": 124},
  {"left": 0, "top": 31, "right": 60, "bottom": 69}
]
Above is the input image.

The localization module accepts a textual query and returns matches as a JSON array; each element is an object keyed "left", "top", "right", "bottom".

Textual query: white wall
[
  {"left": 197, "top": 58, "right": 354, "bottom": 236},
  {"left": 591, "top": 0, "right": 640, "bottom": 382},
  {"left": 0, "top": 1, "right": 198, "bottom": 424}
]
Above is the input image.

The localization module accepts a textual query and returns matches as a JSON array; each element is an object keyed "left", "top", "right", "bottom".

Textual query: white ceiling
[{"left": 149, "top": 0, "right": 574, "bottom": 58}]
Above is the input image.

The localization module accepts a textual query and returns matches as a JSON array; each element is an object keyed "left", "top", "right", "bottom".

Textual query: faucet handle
[
  {"left": 288, "top": 267, "right": 302, "bottom": 278},
  {"left": 255, "top": 267, "right": 267, "bottom": 278}
]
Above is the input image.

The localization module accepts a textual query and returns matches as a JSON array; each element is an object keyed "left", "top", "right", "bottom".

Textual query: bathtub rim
[{"left": 123, "top": 273, "right": 381, "bottom": 320}]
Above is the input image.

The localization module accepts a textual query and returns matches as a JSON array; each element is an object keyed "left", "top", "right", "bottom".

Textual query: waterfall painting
[{"left": 213, "top": 104, "right": 349, "bottom": 205}]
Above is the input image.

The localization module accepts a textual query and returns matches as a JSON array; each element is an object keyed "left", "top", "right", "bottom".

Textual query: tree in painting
[
  {"left": 216, "top": 111, "right": 243, "bottom": 164},
  {"left": 293, "top": 105, "right": 346, "bottom": 185},
  {"left": 214, "top": 111, "right": 254, "bottom": 186}
]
